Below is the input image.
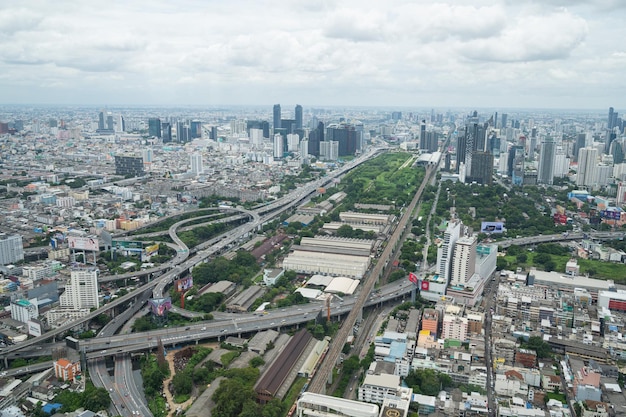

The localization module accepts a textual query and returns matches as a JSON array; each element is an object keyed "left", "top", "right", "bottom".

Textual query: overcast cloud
[{"left": 0, "top": 0, "right": 624, "bottom": 109}]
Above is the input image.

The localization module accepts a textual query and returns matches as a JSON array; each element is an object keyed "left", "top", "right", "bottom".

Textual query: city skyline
[{"left": 1, "top": 0, "right": 625, "bottom": 109}]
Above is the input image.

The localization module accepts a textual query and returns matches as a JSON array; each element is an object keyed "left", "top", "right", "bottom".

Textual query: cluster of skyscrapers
[{"left": 448, "top": 107, "right": 625, "bottom": 189}]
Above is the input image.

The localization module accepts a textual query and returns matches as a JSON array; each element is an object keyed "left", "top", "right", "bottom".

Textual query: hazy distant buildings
[
  {"left": 96, "top": 110, "right": 114, "bottom": 134},
  {"left": 0, "top": 234, "right": 24, "bottom": 265}
]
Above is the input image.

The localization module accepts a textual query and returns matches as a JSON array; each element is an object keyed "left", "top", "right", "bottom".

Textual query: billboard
[
  {"left": 68, "top": 236, "right": 99, "bottom": 251},
  {"left": 480, "top": 221, "right": 504, "bottom": 234},
  {"left": 27, "top": 320, "right": 42, "bottom": 337},
  {"left": 144, "top": 244, "right": 160, "bottom": 256},
  {"left": 408, "top": 272, "right": 418, "bottom": 285},
  {"left": 175, "top": 276, "right": 193, "bottom": 292},
  {"left": 149, "top": 298, "right": 172, "bottom": 316},
  {"left": 601, "top": 210, "right": 622, "bottom": 220},
  {"left": 112, "top": 240, "right": 143, "bottom": 249},
  {"left": 420, "top": 280, "right": 430, "bottom": 291}
]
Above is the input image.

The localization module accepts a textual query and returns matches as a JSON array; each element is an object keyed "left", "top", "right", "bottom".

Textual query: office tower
[
  {"left": 190, "top": 153, "right": 203, "bottom": 175},
  {"left": 162, "top": 122, "right": 172, "bottom": 143},
  {"left": 281, "top": 119, "right": 296, "bottom": 135},
  {"left": 529, "top": 127, "right": 538, "bottom": 159},
  {"left": 609, "top": 107, "right": 615, "bottom": 130},
  {"left": 574, "top": 133, "right": 586, "bottom": 161},
  {"left": 273, "top": 134, "right": 284, "bottom": 159},
  {"left": 488, "top": 135, "right": 501, "bottom": 156},
  {"left": 326, "top": 123, "right": 361, "bottom": 156},
  {"left": 116, "top": 115, "right": 125, "bottom": 133},
  {"left": 611, "top": 138, "right": 626, "bottom": 164},
  {"left": 308, "top": 122, "right": 324, "bottom": 157},
  {"left": 148, "top": 118, "right": 162, "bottom": 138},
  {"left": 391, "top": 111, "right": 402, "bottom": 121},
  {"left": 176, "top": 122, "right": 190, "bottom": 143},
  {"left": 295, "top": 105, "right": 303, "bottom": 130},
  {"left": 606, "top": 133, "right": 617, "bottom": 155},
  {"left": 190, "top": 121, "right": 202, "bottom": 139},
  {"left": 494, "top": 112, "right": 498, "bottom": 130},
  {"left": 419, "top": 120, "right": 426, "bottom": 150},
  {"left": 114, "top": 155, "right": 145, "bottom": 177},
  {"left": 425, "top": 131, "right": 439, "bottom": 153},
  {"left": 60, "top": 269, "right": 99, "bottom": 309},
  {"left": 0, "top": 234, "right": 24, "bottom": 265},
  {"left": 507, "top": 146, "right": 524, "bottom": 185},
  {"left": 436, "top": 220, "right": 463, "bottom": 285},
  {"left": 537, "top": 136, "right": 556, "bottom": 185},
  {"left": 469, "top": 151, "right": 494, "bottom": 185},
  {"left": 98, "top": 111, "right": 105, "bottom": 131},
  {"left": 273, "top": 104, "right": 281, "bottom": 129},
  {"left": 501, "top": 113, "right": 508, "bottom": 130},
  {"left": 247, "top": 120, "right": 270, "bottom": 139},
  {"left": 210, "top": 126, "right": 218, "bottom": 140},
  {"left": 106, "top": 114, "right": 114, "bottom": 131},
  {"left": 577, "top": 147, "right": 598, "bottom": 187}
]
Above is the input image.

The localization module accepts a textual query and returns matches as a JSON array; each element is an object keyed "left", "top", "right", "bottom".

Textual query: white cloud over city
[{"left": 0, "top": 0, "right": 624, "bottom": 108}]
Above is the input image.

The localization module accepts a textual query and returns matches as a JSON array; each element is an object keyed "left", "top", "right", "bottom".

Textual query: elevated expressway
[{"left": 0, "top": 147, "right": 383, "bottom": 358}]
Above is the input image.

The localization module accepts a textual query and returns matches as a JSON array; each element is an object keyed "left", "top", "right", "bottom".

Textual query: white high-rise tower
[
  {"left": 60, "top": 269, "right": 99, "bottom": 309},
  {"left": 577, "top": 147, "right": 598, "bottom": 188},
  {"left": 436, "top": 220, "right": 463, "bottom": 284},
  {"left": 450, "top": 236, "right": 477, "bottom": 286},
  {"left": 190, "top": 153, "right": 203, "bottom": 175}
]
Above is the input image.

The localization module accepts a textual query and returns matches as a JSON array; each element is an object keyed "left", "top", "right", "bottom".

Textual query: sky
[{"left": 1, "top": 0, "right": 625, "bottom": 109}]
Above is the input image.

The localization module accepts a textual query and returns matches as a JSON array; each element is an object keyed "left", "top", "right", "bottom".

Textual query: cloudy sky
[{"left": 1, "top": 0, "right": 625, "bottom": 109}]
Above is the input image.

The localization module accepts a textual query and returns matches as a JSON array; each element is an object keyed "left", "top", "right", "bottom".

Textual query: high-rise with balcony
[
  {"left": 577, "top": 147, "right": 599, "bottom": 188},
  {"left": 450, "top": 236, "right": 477, "bottom": 286},
  {"left": 190, "top": 153, "right": 203, "bottom": 175},
  {"left": 436, "top": 220, "right": 463, "bottom": 284},
  {"left": 60, "top": 269, "right": 99, "bottom": 309},
  {"left": 0, "top": 234, "right": 24, "bottom": 265}
]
